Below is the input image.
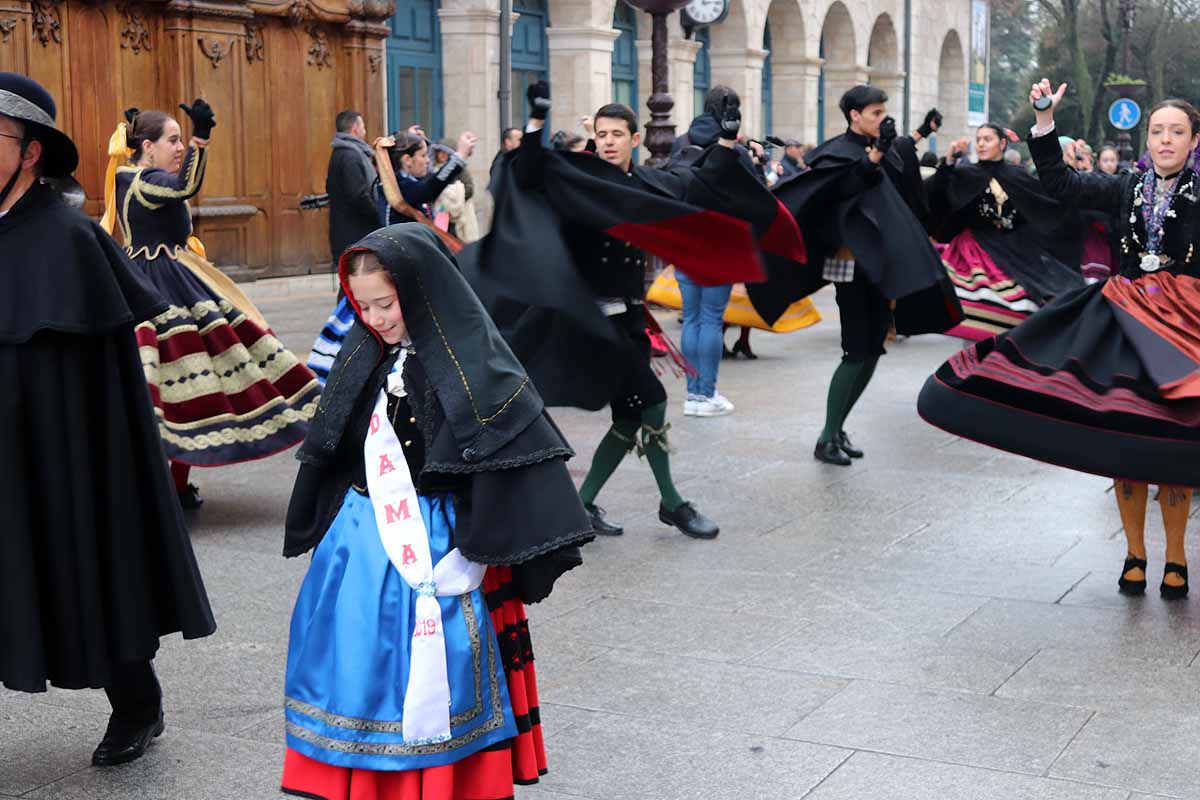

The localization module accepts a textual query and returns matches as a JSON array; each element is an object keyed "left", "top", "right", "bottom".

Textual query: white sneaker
[
  {"left": 689, "top": 397, "right": 731, "bottom": 417},
  {"left": 683, "top": 395, "right": 702, "bottom": 416},
  {"left": 712, "top": 392, "right": 735, "bottom": 412}
]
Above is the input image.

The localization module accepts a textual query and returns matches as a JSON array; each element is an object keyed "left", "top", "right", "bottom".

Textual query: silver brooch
[{"left": 1140, "top": 253, "right": 1163, "bottom": 272}]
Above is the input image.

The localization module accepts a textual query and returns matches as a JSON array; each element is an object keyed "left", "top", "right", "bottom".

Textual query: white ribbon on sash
[{"left": 363, "top": 351, "right": 486, "bottom": 744}]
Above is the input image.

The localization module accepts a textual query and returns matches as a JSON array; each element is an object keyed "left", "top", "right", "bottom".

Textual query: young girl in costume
[
  {"left": 920, "top": 80, "right": 1200, "bottom": 599},
  {"left": 101, "top": 101, "right": 320, "bottom": 507},
  {"left": 281, "top": 224, "right": 592, "bottom": 800}
]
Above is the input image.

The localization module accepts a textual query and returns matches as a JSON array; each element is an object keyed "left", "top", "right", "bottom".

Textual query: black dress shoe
[
  {"left": 92, "top": 711, "right": 165, "bottom": 767},
  {"left": 814, "top": 440, "right": 851, "bottom": 466},
  {"left": 837, "top": 431, "right": 864, "bottom": 459},
  {"left": 659, "top": 502, "right": 719, "bottom": 539},
  {"left": 178, "top": 483, "right": 203, "bottom": 510},
  {"left": 1161, "top": 562, "right": 1189, "bottom": 600},
  {"left": 732, "top": 339, "right": 758, "bottom": 360},
  {"left": 584, "top": 503, "right": 623, "bottom": 536}
]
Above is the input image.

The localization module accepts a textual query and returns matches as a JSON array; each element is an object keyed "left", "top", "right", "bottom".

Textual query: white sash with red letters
[{"left": 364, "top": 350, "right": 486, "bottom": 744}]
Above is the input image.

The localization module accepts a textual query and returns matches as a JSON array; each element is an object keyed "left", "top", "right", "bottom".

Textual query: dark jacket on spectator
[{"left": 326, "top": 133, "right": 379, "bottom": 261}]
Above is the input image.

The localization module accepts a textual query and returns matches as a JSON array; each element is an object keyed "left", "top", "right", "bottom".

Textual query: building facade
[{"left": 0, "top": 0, "right": 979, "bottom": 275}]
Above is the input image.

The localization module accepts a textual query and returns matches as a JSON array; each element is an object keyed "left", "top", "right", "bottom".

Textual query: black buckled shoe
[
  {"left": 1161, "top": 562, "right": 1189, "bottom": 600},
  {"left": 814, "top": 440, "right": 851, "bottom": 466},
  {"left": 1117, "top": 555, "right": 1148, "bottom": 596},
  {"left": 659, "top": 502, "right": 719, "bottom": 539},
  {"left": 92, "top": 710, "right": 165, "bottom": 767},
  {"left": 584, "top": 503, "right": 623, "bottom": 536},
  {"left": 178, "top": 483, "right": 204, "bottom": 510},
  {"left": 837, "top": 431, "right": 864, "bottom": 459}
]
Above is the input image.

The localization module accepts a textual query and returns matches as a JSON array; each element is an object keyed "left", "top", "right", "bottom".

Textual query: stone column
[
  {"left": 438, "top": 7, "right": 505, "bottom": 163},
  {"left": 869, "top": 67, "right": 906, "bottom": 120},
  {"left": 708, "top": 46, "right": 766, "bottom": 136},
  {"left": 771, "top": 56, "right": 821, "bottom": 144},
  {"left": 821, "top": 63, "right": 869, "bottom": 141},
  {"left": 545, "top": 25, "right": 620, "bottom": 124},
  {"left": 636, "top": 34, "right": 700, "bottom": 128}
]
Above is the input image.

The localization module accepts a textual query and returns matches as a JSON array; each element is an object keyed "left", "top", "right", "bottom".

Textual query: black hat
[{"left": 0, "top": 72, "right": 79, "bottom": 177}]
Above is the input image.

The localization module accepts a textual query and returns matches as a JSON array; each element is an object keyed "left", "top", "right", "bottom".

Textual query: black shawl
[
  {"left": 747, "top": 131, "right": 963, "bottom": 334},
  {"left": 927, "top": 159, "right": 1085, "bottom": 269},
  {"left": 284, "top": 225, "right": 592, "bottom": 603}
]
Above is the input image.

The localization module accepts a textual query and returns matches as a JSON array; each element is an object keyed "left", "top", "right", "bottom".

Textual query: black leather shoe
[
  {"left": 178, "top": 483, "right": 203, "bottom": 510},
  {"left": 92, "top": 711, "right": 165, "bottom": 767},
  {"left": 1118, "top": 555, "right": 1148, "bottom": 596},
  {"left": 1161, "top": 562, "right": 1189, "bottom": 600},
  {"left": 584, "top": 503, "right": 623, "bottom": 536},
  {"left": 837, "top": 431, "right": 864, "bottom": 459},
  {"left": 814, "top": 440, "right": 851, "bottom": 466},
  {"left": 659, "top": 502, "right": 719, "bottom": 539}
]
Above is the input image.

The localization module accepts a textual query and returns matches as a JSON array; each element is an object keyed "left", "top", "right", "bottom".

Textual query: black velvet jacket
[
  {"left": 284, "top": 226, "right": 593, "bottom": 603},
  {"left": 1029, "top": 133, "right": 1200, "bottom": 278}
]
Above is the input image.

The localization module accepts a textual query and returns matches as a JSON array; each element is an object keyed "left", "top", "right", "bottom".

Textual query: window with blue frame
[
  {"left": 761, "top": 20, "right": 772, "bottom": 137},
  {"left": 512, "top": 0, "right": 550, "bottom": 128},
  {"left": 387, "top": 0, "right": 443, "bottom": 138},
  {"left": 611, "top": 1, "right": 638, "bottom": 110},
  {"left": 693, "top": 28, "right": 710, "bottom": 117}
]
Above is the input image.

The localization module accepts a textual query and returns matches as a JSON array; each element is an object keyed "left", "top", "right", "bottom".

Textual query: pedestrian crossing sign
[{"left": 1108, "top": 98, "right": 1141, "bottom": 131}]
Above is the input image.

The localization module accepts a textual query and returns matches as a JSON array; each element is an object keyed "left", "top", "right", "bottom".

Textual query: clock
[{"left": 681, "top": 0, "right": 728, "bottom": 28}]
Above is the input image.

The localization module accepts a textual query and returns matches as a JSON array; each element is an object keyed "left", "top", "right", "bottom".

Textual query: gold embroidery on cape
[{"left": 988, "top": 178, "right": 1009, "bottom": 216}]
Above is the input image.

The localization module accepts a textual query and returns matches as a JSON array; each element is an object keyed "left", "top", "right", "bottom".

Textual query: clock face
[{"left": 684, "top": 0, "right": 726, "bottom": 25}]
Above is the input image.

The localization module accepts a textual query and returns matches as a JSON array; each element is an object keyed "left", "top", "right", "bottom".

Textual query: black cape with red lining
[
  {"left": 745, "top": 131, "right": 963, "bottom": 334},
  {"left": 1, "top": 183, "right": 216, "bottom": 693},
  {"left": 459, "top": 133, "right": 805, "bottom": 410}
]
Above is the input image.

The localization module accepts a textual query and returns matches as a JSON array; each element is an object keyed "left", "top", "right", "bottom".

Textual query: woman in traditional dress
[
  {"left": 919, "top": 80, "right": 1200, "bottom": 599},
  {"left": 280, "top": 224, "right": 592, "bottom": 800},
  {"left": 101, "top": 101, "right": 320, "bottom": 508},
  {"left": 926, "top": 123, "right": 1087, "bottom": 340}
]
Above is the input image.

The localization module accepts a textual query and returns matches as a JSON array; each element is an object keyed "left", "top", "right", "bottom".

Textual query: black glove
[
  {"left": 179, "top": 98, "right": 216, "bottom": 139},
  {"left": 527, "top": 81, "right": 551, "bottom": 121},
  {"left": 875, "top": 116, "right": 897, "bottom": 154},
  {"left": 917, "top": 108, "right": 942, "bottom": 138},
  {"left": 712, "top": 95, "right": 741, "bottom": 142}
]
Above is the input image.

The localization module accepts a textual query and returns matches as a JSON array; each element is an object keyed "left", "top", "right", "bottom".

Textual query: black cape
[
  {"left": 927, "top": 159, "right": 1086, "bottom": 272},
  {"left": 284, "top": 225, "right": 592, "bottom": 604},
  {"left": 461, "top": 136, "right": 805, "bottom": 409},
  {"left": 746, "top": 131, "right": 963, "bottom": 334},
  {"left": 1, "top": 183, "right": 216, "bottom": 693}
]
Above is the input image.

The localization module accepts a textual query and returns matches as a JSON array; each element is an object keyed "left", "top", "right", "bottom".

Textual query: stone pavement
[{"left": 4, "top": 276, "right": 1199, "bottom": 800}]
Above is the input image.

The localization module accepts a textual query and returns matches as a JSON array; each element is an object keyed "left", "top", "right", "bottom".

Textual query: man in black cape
[
  {"left": 747, "top": 85, "right": 962, "bottom": 466},
  {"left": 462, "top": 82, "right": 805, "bottom": 540},
  {"left": 0, "top": 73, "right": 216, "bottom": 767}
]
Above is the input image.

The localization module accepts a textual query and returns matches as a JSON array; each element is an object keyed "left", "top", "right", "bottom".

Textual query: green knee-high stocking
[
  {"left": 841, "top": 355, "right": 879, "bottom": 425},
  {"left": 578, "top": 419, "right": 640, "bottom": 507},
  {"left": 820, "top": 358, "right": 864, "bottom": 443},
  {"left": 641, "top": 401, "right": 685, "bottom": 512}
]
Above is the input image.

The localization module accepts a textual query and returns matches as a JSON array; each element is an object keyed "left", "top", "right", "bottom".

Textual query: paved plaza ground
[{"left": 4, "top": 276, "right": 1200, "bottom": 800}]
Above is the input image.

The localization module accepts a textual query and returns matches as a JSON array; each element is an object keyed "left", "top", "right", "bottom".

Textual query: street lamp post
[{"left": 624, "top": 0, "right": 690, "bottom": 166}]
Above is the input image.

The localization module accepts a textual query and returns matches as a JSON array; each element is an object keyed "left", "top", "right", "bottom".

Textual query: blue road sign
[{"left": 1108, "top": 98, "right": 1142, "bottom": 131}]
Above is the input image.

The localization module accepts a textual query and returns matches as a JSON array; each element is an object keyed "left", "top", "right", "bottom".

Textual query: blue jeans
[{"left": 677, "top": 271, "right": 732, "bottom": 398}]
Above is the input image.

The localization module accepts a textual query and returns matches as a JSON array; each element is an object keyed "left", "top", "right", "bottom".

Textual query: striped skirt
[
  {"left": 919, "top": 272, "right": 1200, "bottom": 487},
  {"left": 132, "top": 249, "right": 320, "bottom": 466}
]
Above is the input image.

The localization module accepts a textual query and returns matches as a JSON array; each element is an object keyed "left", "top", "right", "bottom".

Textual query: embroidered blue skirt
[{"left": 284, "top": 489, "right": 517, "bottom": 771}]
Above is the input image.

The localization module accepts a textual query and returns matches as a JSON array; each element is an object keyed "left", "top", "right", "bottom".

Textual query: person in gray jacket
[{"left": 325, "top": 109, "right": 379, "bottom": 261}]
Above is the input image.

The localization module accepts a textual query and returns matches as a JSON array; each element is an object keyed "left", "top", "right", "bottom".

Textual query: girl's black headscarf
[
  {"left": 302, "top": 224, "right": 545, "bottom": 467},
  {"left": 287, "top": 225, "right": 592, "bottom": 602}
]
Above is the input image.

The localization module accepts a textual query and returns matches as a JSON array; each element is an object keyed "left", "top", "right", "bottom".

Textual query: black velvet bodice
[{"left": 114, "top": 145, "right": 208, "bottom": 259}]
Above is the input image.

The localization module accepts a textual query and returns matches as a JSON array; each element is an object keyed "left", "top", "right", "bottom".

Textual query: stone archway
[
  {"left": 763, "top": 0, "right": 816, "bottom": 142},
  {"left": 708, "top": 0, "right": 766, "bottom": 134},
  {"left": 819, "top": 1, "right": 863, "bottom": 141},
  {"left": 867, "top": 13, "right": 903, "bottom": 121},
  {"left": 937, "top": 29, "right": 967, "bottom": 141}
]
